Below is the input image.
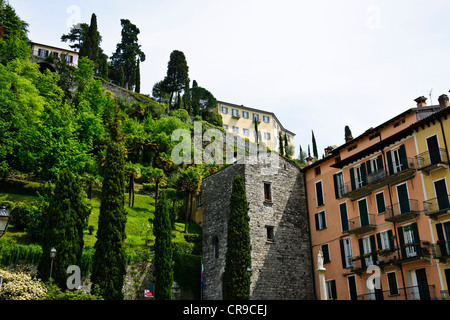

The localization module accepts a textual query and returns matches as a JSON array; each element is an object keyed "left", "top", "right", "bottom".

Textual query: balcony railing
[
  {"left": 342, "top": 157, "right": 419, "bottom": 199},
  {"left": 424, "top": 196, "right": 450, "bottom": 220},
  {"left": 348, "top": 214, "right": 377, "bottom": 235},
  {"left": 357, "top": 285, "right": 437, "bottom": 300},
  {"left": 432, "top": 240, "right": 450, "bottom": 260},
  {"left": 417, "top": 149, "right": 449, "bottom": 174},
  {"left": 385, "top": 199, "right": 420, "bottom": 223}
]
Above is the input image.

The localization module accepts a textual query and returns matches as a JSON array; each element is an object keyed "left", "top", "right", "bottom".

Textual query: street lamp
[
  {"left": 49, "top": 248, "right": 57, "bottom": 280},
  {"left": 0, "top": 206, "right": 11, "bottom": 239}
]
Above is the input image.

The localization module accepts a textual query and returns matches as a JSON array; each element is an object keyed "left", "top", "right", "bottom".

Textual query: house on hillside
[{"left": 30, "top": 41, "right": 79, "bottom": 72}]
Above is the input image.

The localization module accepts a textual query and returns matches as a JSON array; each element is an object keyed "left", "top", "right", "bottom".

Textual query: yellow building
[
  {"left": 216, "top": 101, "right": 295, "bottom": 155},
  {"left": 413, "top": 94, "right": 450, "bottom": 298}
]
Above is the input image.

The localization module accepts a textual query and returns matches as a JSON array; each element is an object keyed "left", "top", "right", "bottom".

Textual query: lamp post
[
  {"left": 0, "top": 206, "right": 11, "bottom": 239},
  {"left": 49, "top": 248, "right": 57, "bottom": 280},
  {"left": 246, "top": 267, "right": 252, "bottom": 300}
]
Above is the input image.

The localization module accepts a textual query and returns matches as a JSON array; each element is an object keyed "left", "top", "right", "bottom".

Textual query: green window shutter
[
  {"left": 316, "top": 181, "right": 324, "bottom": 206},
  {"left": 322, "top": 244, "right": 330, "bottom": 263},
  {"left": 315, "top": 213, "right": 320, "bottom": 230},
  {"left": 376, "top": 233, "right": 382, "bottom": 249},
  {"left": 436, "top": 223, "right": 448, "bottom": 256},
  {"left": 376, "top": 193, "right": 386, "bottom": 214},
  {"left": 411, "top": 223, "right": 421, "bottom": 255},
  {"left": 330, "top": 280, "right": 337, "bottom": 300},
  {"left": 350, "top": 168, "right": 356, "bottom": 191},
  {"left": 398, "top": 226, "right": 406, "bottom": 258},
  {"left": 370, "top": 235, "right": 378, "bottom": 264},
  {"left": 399, "top": 144, "right": 408, "bottom": 171},
  {"left": 388, "top": 230, "right": 394, "bottom": 249},
  {"left": 387, "top": 150, "right": 394, "bottom": 175},
  {"left": 339, "top": 240, "right": 347, "bottom": 269},
  {"left": 377, "top": 155, "right": 384, "bottom": 172},
  {"left": 358, "top": 238, "right": 366, "bottom": 268},
  {"left": 333, "top": 174, "right": 339, "bottom": 199},
  {"left": 340, "top": 203, "right": 349, "bottom": 232},
  {"left": 360, "top": 162, "right": 367, "bottom": 186}
]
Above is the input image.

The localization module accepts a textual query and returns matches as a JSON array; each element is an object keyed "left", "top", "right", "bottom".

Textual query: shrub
[
  {"left": 0, "top": 269, "right": 47, "bottom": 300},
  {"left": 9, "top": 202, "right": 33, "bottom": 230}
]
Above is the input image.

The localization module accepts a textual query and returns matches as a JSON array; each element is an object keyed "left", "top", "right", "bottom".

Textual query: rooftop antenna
[{"left": 429, "top": 88, "right": 433, "bottom": 106}]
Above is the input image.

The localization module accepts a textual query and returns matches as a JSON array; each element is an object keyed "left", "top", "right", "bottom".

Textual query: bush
[
  {"left": 0, "top": 270, "right": 47, "bottom": 300},
  {"left": 43, "top": 282, "right": 103, "bottom": 300},
  {"left": 9, "top": 202, "right": 33, "bottom": 230},
  {"left": 0, "top": 241, "right": 43, "bottom": 265}
]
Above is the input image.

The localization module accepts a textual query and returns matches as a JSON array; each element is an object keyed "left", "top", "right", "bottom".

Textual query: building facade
[
  {"left": 216, "top": 101, "right": 295, "bottom": 155},
  {"left": 202, "top": 154, "right": 315, "bottom": 300},
  {"left": 413, "top": 95, "right": 450, "bottom": 298},
  {"left": 303, "top": 96, "right": 446, "bottom": 300},
  {"left": 30, "top": 42, "right": 79, "bottom": 71}
]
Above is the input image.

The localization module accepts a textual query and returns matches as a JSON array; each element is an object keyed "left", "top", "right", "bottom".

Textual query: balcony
[
  {"left": 417, "top": 149, "right": 449, "bottom": 176},
  {"left": 385, "top": 199, "right": 420, "bottom": 223},
  {"left": 342, "top": 157, "right": 419, "bottom": 200},
  {"left": 350, "top": 241, "right": 431, "bottom": 274},
  {"left": 347, "top": 214, "right": 377, "bottom": 235},
  {"left": 357, "top": 285, "right": 438, "bottom": 300},
  {"left": 432, "top": 240, "right": 450, "bottom": 262},
  {"left": 424, "top": 195, "right": 450, "bottom": 220}
]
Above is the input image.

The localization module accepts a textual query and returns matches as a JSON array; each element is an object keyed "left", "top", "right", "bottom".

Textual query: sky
[{"left": 8, "top": 0, "right": 450, "bottom": 158}]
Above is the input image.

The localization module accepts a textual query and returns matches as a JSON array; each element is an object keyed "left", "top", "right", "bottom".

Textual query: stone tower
[{"left": 202, "top": 153, "right": 315, "bottom": 300}]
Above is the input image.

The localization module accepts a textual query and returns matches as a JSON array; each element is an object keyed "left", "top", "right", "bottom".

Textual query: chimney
[
  {"left": 324, "top": 146, "right": 334, "bottom": 157},
  {"left": 344, "top": 126, "right": 353, "bottom": 143},
  {"left": 438, "top": 94, "right": 450, "bottom": 110},
  {"left": 306, "top": 156, "right": 314, "bottom": 166},
  {"left": 414, "top": 96, "right": 427, "bottom": 107}
]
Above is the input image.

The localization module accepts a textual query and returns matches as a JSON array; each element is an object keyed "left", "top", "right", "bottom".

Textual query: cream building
[{"left": 216, "top": 101, "right": 295, "bottom": 155}]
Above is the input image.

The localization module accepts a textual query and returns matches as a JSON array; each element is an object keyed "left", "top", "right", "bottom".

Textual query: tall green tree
[
  {"left": 153, "top": 191, "right": 174, "bottom": 300},
  {"left": 312, "top": 130, "right": 318, "bottom": 159},
  {"left": 162, "top": 50, "right": 189, "bottom": 110},
  {"left": 224, "top": 174, "right": 251, "bottom": 300},
  {"left": 79, "top": 13, "right": 100, "bottom": 63},
  {"left": 37, "top": 168, "right": 90, "bottom": 289},
  {"left": 183, "top": 84, "right": 217, "bottom": 117},
  {"left": 0, "top": 0, "right": 30, "bottom": 64},
  {"left": 135, "top": 58, "right": 140, "bottom": 93},
  {"left": 111, "top": 19, "right": 146, "bottom": 90},
  {"left": 91, "top": 102, "right": 127, "bottom": 300}
]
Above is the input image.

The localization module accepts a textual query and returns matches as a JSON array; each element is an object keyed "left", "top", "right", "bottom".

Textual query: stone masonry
[{"left": 202, "top": 153, "right": 315, "bottom": 300}]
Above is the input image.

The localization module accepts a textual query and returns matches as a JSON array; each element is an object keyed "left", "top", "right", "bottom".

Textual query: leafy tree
[
  {"left": 125, "top": 162, "right": 141, "bottom": 207},
  {"left": 91, "top": 103, "right": 127, "bottom": 300},
  {"left": 37, "top": 168, "right": 90, "bottom": 289},
  {"left": 0, "top": 0, "right": 30, "bottom": 64},
  {"left": 153, "top": 191, "right": 174, "bottom": 300},
  {"left": 183, "top": 84, "right": 217, "bottom": 117},
  {"left": 175, "top": 166, "right": 202, "bottom": 233},
  {"left": 61, "top": 23, "right": 89, "bottom": 51},
  {"left": 298, "top": 146, "right": 307, "bottom": 164},
  {"left": 143, "top": 166, "right": 167, "bottom": 210},
  {"left": 162, "top": 50, "right": 189, "bottom": 110},
  {"left": 224, "top": 174, "right": 251, "bottom": 300},
  {"left": 111, "top": 19, "right": 146, "bottom": 90},
  {"left": 152, "top": 80, "right": 170, "bottom": 104}
]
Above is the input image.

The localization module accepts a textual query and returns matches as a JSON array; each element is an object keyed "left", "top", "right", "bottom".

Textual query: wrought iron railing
[
  {"left": 357, "top": 285, "right": 437, "bottom": 300},
  {"left": 424, "top": 196, "right": 450, "bottom": 214},
  {"left": 385, "top": 199, "right": 420, "bottom": 221},
  {"left": 416, "top": 148, "right": 449, "bottom": 169}
]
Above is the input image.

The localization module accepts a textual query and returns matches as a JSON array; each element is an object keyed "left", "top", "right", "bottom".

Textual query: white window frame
[
  {"left": 263, "top": 115, "right": 270, "bottom": 123},
  {"left": 232, "top": 109, "right": 239, "bottom": 117},
  {"left": 242, "top": 111, "right": 249, "bottom": 119},
  {"left": 222, "top": 106, "right": 228, "bottom": 114}
]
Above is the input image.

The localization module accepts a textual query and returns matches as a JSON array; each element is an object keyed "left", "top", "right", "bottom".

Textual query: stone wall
[{"left": 202, "top": 154, "right": 315, "bottom": 300}]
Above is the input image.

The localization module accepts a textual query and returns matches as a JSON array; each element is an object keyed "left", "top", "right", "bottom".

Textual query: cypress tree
[
  {"left": 312, "top": 130, "right": 318, "bottom": 159},
  {"left": 135, "top": 58, "right": 140, "bottom": 93},
  {"left": 224, "top": 174, "right": 251, "bottom": 300},
  {"left": 91, "top": 103, "right": 127, "bottom": 300},
  {"left": 153, "top": 191, "right": 174, "bottom": 300},
  {"left": 278, "top": 132, "right": 284, "bottom": 156},
  {"left": 79, "top": 13, "right": 99, "bottom": 62},
  {"left": 37, "top": 168, "right": 90, "bottom": 289}
]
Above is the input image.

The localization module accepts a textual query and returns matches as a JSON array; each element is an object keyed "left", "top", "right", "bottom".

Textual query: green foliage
[
  {"left": 111, "top": 19, "right": 146, "bottom": 91},
  {"left": 0, "top": 241, "right": 43, "bottom": 266},
  {"left": 37, "top": 169, "right": 90, "bottom": 289},
  {"left": 0, "top": 269, "right": 47, "bottom": 300},
  {"left": 224, "top": 174, "right": 251, "bottom": 300},
  {"left": 43, "top": 282, "right": 103, "bottom": 300},
  {"left": 162, "top": 50, "right": 190, "bottom": 109},
  {"left": 91, "top": 137, "right": 127, "bottom": 300},
  {"left": 153, "top": 191, "right": 174, "bottom": 300},
  {"left": 173, "top": 252, "right": 201, "bottom": 299}
]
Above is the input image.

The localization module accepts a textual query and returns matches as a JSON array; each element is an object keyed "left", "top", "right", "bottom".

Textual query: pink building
[{"left": 303, "top": 96, "right": 445, "bottom": 300}]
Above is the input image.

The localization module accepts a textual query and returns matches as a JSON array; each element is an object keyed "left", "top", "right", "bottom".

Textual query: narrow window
[
  {"left": 264, "top": 182, "right": 272, "bottom": 202},
  {"left": 315, "top": 181, "right": 324, "bottom": 207},
  {"left": 266, "top": 226, "right": 274, "bottom": 242},
  {"left": 213, "top": 236, "right": 219, "bottom": 259},
  {"left": 315, "top": 211, "right": 327, "bottom": 230},
  {"left": 387, "top": 272, "right": 399, "bottom": 296}
]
